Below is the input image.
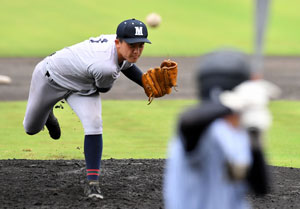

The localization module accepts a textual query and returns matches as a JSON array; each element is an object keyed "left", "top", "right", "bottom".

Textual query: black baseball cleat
[
  {"left": 45, "top": 109, "right": 61, "bottom": 140},
  {"left": 84, "top": 181, "right": 104, "bottom": 199}
]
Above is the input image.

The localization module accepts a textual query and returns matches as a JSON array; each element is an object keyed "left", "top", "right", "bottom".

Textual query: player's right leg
[
  {"left": 66, "top": 93, "right": 104, "bottom": 199},
  {"left": 23, "top": 59, "right": 69, "bottom": 138}
]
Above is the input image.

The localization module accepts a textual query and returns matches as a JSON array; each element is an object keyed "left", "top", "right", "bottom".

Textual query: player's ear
[
  {"left": 115, "top": 39, "right": 120, "bottom": 46},
  {"left": 115, "top": 39, "right": 122, "bottom": 51}
]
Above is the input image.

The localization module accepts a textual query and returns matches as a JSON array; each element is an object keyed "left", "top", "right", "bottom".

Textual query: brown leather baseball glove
[{"left": 142, "top": 59, "right": 178, "bottom": 104}]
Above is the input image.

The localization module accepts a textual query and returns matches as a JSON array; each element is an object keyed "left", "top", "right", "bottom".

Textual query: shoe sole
[{"left": 88, "top": 194, "right": 104, "bottom": 199}]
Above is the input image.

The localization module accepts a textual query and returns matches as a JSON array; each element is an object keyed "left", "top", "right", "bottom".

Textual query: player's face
[{"left": 116, "top": 39, "right": 144, "bottom": 63}]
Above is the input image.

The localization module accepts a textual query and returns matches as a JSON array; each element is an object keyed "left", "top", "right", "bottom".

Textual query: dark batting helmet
[{"left": 197, "top": 48, "right": 251, "bottom": 101}]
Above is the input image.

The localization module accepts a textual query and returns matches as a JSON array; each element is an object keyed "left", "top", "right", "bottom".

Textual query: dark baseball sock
[{"left": 84, "top": 134, "right": 103, "bottom": 181}]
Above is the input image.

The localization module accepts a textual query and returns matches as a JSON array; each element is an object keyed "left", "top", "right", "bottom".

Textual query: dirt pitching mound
[{"left": 1, "top": 159, "right": 300, "bottom": 209}]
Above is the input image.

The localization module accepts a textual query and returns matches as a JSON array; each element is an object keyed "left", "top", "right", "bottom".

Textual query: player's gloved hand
[
  {"left": 160, "top": 59, "right": 178, "bottom": 89},
  {"left": 142, "top": 59, "right": 178, "bottom": 104},
  {"left": 219, "top": 79, "right": 281, "bottom": 131}
]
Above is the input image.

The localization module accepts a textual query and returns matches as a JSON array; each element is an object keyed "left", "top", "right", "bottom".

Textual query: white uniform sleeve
[
  {"left": 213, "top": 120, "right": 252, "bottom": 167},
  {"left": 88, "top": 61, "right": 119, "bottom": 89}
]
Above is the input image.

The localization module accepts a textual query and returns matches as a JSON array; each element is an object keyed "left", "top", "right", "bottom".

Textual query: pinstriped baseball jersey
[
  {"left": 46, "top": 34, "right": 133, "bottom": 95},
  {"left": 164, "top": 118, "right": 252, "bottom": 209}
]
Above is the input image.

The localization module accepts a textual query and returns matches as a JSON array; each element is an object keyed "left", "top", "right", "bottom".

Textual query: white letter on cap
[{"left": 135, "top": 27, "right": 143, "bottom": 36}]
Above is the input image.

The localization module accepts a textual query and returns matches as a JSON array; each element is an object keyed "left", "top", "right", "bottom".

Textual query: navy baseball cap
[{"left": 116, "top": 18, "right": 151, "bottom": 44}]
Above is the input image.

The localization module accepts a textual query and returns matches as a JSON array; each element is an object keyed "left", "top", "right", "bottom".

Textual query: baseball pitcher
[{"left": 23, "top": 18, "right": 178, "bottom": 199}]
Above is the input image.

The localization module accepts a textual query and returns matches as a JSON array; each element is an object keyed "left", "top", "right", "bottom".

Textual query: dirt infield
[
  {"left": 1, "top": 57, "right": 300, "bottom": 208},
  {"left": 1, "top": 56, "right": 300, "bottom": 100},
  {"left": 1, "top": 159, "right": 300, "bottom": 209}
]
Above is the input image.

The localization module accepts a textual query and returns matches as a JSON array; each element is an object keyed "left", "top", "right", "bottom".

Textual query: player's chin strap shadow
[{"left": 209, "top": 87, "right": 222, "bottom": 103}]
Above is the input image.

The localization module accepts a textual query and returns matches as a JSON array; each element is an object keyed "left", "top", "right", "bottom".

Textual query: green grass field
[
  {"left": 0, "top": 0, "right": 300, "bottom": 56},
  {"left": 0, "top": 100, "right": 195, "bottom": 160},
  {"left": 1, "top": 100, "right": 300, "bottom": 168}
]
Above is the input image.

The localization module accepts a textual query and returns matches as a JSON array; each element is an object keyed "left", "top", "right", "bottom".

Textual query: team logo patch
[{"left": 135, "top": 27, "right": 143, "bottom": 36}]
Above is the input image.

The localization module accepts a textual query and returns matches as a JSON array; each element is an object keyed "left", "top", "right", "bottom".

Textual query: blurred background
[{"left": 0, "top": 0, "right": 299, "bottom": 57}]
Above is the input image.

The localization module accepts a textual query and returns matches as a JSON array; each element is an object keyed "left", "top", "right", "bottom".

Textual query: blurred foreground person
[{"left": 163, "top": 49, "right": 280, "bottom": 209}]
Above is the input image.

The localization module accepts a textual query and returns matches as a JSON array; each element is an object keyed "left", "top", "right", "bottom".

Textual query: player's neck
[
  {"left": 116, "top": 53, "right": 125, "bottom": 66},
  {"left": 118, "top": 60, "right": 124, "bottom": 67},
  {"left": 224, "top": 114, "right": 240, "bottom": 129}
]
